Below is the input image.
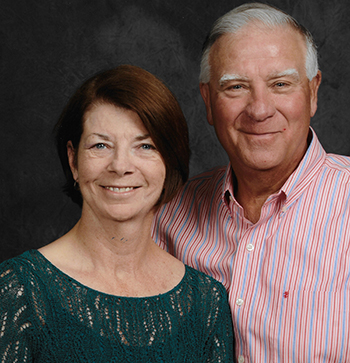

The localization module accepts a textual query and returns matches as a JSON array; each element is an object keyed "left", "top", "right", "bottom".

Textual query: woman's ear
[{"left": 67, "top": 141, "right": 78, "bottom": 181}]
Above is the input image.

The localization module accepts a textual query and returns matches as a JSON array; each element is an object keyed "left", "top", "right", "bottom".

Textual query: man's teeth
[{"left": 105, "top": 186, "right": 134, "bottom": 192}]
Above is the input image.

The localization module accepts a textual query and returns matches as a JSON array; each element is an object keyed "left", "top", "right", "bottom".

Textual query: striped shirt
[{"left": 151, "top": 128, "right": 350, "bottom": 363}]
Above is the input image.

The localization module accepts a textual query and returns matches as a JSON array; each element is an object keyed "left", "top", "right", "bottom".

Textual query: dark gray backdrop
[{"left": 1, "top": 0, "right": 350, "bottom": 262}]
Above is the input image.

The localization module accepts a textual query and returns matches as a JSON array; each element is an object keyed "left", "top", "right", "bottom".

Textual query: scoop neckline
[{"left": 28, "top": 249, "right": 188, "bottom": 300}]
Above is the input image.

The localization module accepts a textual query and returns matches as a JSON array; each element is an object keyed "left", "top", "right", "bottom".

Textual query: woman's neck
[
  {"left": 39, "top": 207, "right": 185, "bottom": 297},
  {"left": 70, "top": 207, "right": 156, "bottom": 270}
]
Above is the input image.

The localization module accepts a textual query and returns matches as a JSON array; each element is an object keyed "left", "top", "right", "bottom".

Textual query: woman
[{"left": 0, "top": 65, "right": 234, "bottom": 362}]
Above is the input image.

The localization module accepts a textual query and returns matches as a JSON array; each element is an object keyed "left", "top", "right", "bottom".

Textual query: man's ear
[
  {"left": 199, "top": 82, "right": 214, "bottom": 125},
  {"left": 310, "top": 70, "right": 322, "bottom": 117},
  {"left": 67, "top": 141, "right": 78, "bottom": 182}
]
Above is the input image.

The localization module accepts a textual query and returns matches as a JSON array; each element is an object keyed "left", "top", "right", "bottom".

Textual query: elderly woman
[{"left": 0, "top": 65, "right": 234, "bottom": 362}]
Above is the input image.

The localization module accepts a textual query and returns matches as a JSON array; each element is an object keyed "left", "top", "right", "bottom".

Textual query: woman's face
[{"left": 68, "top": 103, "right": 166, "bottom": 223}]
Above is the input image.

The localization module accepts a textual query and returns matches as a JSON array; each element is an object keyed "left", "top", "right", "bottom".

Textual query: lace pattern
[{"left": 0, "top": 250, "right": 234, "bottom": 362}]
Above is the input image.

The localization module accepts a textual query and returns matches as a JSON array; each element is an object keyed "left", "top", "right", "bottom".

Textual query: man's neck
[
  {"left": 232, "top": 167, "right": 290, "bottom": 224},
  {"left": 230, "top": 127, "right": 312, "bottom": 223}
]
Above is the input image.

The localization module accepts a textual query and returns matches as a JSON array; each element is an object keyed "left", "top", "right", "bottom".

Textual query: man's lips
[{"left": 243, "top": 130, "right": 280, "bottom": 135}]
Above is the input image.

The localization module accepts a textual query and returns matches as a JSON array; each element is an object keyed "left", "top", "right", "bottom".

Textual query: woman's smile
[{"left": 104, "top": 186, "right": 137, "bottom": 193}]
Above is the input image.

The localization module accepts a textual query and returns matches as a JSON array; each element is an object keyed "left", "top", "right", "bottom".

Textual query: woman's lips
[{"left": 104, "top": 186, "right": 136, "bottom": 192}]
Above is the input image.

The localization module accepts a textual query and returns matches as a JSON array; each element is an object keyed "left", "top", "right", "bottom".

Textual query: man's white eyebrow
[
  {"left": 219, "top": 69, "right": 300, "bottom": 85},
  {"left": 270, "top": 68, "right": 300, "bottom": 80},
  {"left": 219, "top": 74, "right": 248, "bottom": 85}
]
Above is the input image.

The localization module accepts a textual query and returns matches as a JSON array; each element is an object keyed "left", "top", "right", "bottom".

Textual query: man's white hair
[{"left": 199, "top": 3, "right": 318, "bottom": 83}]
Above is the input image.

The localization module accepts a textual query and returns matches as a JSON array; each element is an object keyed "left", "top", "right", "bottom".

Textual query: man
[{"left": 152, "top": 3, "right": 350, "bottom": 363}]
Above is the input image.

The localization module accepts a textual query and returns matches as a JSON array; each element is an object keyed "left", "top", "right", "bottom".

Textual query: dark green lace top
[{"left": 0, "top": 250, "right": 234, "bottom": 362}]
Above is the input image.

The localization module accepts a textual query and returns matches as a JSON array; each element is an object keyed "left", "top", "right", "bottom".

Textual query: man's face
[{"left": 200, "top": 24, "right": 321, "bottom": 177}]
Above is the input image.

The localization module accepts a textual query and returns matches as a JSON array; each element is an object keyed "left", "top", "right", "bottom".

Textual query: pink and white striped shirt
[{"left": 152, "top": 129, "right": 350, "bottom": 363}]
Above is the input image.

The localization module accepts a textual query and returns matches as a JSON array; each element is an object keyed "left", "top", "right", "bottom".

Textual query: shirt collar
[
  {"left": 280, "top": 127, "right": 326, "bottom": 200},
  {"left": 222, "top": 127, "right": 326, "bottom": 206}
]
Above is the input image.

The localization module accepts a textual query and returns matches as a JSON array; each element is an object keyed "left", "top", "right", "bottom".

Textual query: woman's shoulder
[
  {"left": 0, "top": 251, "right": 43, "bottom": 315},
  {"left": 0, "top": 250, "right": 51, "bottom": 298},
  {"left": 183, "top": 265, "right": 228, "bottom": 298},
  {"left": 181, "top": 266, "right": 232, "bottom": 327},
  {"left": 0, "top": 250, "right": 36, "bottom": 282}
]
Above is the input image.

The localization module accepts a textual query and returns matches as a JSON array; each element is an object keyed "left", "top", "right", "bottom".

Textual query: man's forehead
[
  {"left": 211, "top": 22, "right": 305, "bottom": 58},
  {"left": 208, "top": 24, "right": 307, "bottom": 84}
]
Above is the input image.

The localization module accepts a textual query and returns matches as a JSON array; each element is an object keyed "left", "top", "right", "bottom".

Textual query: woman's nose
[{"left": 106, "top": 149, "right": 135, "bottom": 176}]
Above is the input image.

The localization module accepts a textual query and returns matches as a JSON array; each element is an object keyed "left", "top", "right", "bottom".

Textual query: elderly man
[{"left": 152, "top": 2, "right": 350, "bottom": 362}]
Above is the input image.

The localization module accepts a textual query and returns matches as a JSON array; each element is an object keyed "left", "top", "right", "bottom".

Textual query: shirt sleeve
[{"left": 0, "top": 260, "right": 35, "bottom": 362}]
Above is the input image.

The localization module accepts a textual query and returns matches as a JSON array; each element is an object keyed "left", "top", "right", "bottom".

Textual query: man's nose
[{"left": 245, "top": 87, "right": 276, "bottom": 121}]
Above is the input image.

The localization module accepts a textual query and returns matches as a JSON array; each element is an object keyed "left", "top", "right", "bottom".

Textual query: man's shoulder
[
  {"left": 182, "top": 165, "right": 228, "bottom": 194},
  {"left": 189, "top": 165, "right": 227, "bottom": 180},
  {"left": 324, "top": 153, "right": 350, "bottom": 178},
  {"left": 325, "top": 153, "right": 350, "bottom": 167},
  {"left": 152, "top": 166, "right": 229, "bottom": 249},
  {"left": 159, "top": 165, "right": 228, "bottom": 213}
]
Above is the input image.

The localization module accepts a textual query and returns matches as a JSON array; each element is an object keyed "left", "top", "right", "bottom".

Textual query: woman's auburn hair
[{"left": 55, "top": 64, "right": 190, "bottom": 207}]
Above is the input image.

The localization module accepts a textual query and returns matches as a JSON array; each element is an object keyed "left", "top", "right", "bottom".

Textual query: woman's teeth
[{"left": 105, "top": 186, "right": 134, "bottom": 192}]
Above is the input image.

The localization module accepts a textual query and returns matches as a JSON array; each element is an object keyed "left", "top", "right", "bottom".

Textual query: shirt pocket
[{"left": 279, "top": 289, "right": 350, "bottom": 362}]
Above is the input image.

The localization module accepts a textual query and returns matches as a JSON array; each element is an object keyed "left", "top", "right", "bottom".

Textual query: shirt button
[
  {"left": 246, "top": 243, "right": 254, "bottom": 251},
  {"left": 236, "top": 298, "right": 244, "bottom": 306},
  {"left": 281, "top": 206, "right": 287, "bottom": 213},
  {"left": 238, "top": 355, "right": 245, "bottom": 363}
]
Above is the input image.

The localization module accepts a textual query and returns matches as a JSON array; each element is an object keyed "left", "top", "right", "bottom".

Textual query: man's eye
[
  {"left": 229, "top": 85, "right": 242, "bottom": 90},
  {"left": 275, "top": 82, "right": 286, "bottom": 87},
  {"left": 94, "top": 143, "right": 106, "bottom": 149}
]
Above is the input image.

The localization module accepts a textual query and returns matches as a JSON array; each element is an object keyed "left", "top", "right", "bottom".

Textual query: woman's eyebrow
[{"left": 134, "top": 134, "right": 151, "bottom": 141}]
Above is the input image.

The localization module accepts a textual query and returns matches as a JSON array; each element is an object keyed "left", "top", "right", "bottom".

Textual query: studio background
[{"left": 1, "top": 0, "right": 349, "bottom": 262}]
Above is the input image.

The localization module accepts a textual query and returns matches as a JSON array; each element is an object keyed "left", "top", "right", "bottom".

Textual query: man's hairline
[{"left": 201, "top": 21, "right": 312, "bottom": 84}]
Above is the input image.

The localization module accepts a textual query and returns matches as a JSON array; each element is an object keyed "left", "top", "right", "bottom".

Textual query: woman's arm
[
  {"left": 0, "top": 260, "right": 35, "bottom": 362},
  {"left": 204, "top": 283, "right": 236, "bottom": 363}
]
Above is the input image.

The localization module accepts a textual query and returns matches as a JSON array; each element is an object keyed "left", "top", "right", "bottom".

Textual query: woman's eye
[{"left": 141, "top": 143, "right": 155, "bottom": 150}]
